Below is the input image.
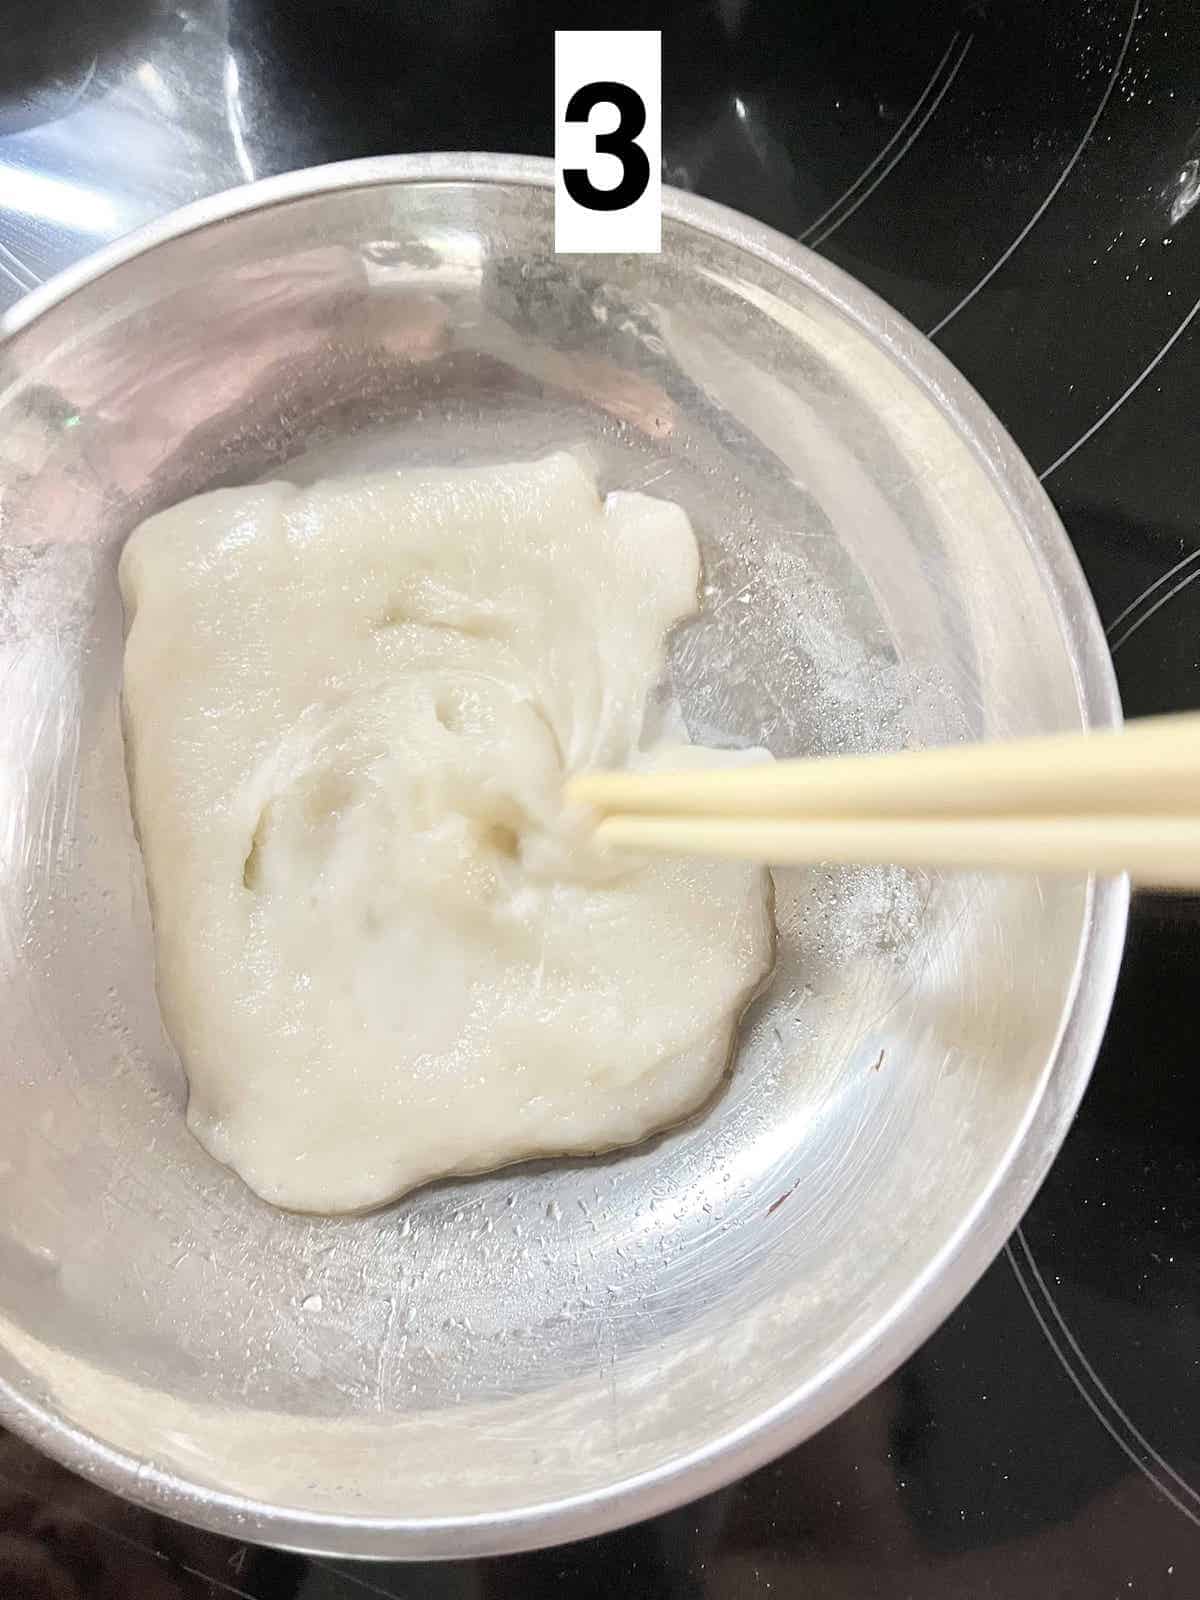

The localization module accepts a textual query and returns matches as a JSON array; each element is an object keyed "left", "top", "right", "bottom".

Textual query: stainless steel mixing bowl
[{"left": 0, "top": 154, "right": 1127, "bottom": 1559}]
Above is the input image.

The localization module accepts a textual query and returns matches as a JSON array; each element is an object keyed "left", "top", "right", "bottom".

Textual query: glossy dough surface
[{"left": 120, "top": 454, "right": 774, "bottom": 1212}]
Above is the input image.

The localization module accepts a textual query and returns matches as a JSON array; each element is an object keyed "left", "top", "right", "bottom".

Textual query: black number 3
[{"left": 563, "top": 81, "right": 650, "bottom": 212}]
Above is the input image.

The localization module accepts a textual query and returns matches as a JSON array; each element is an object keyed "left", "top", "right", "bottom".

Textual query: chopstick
[
  {"left": 592, "top": 815, "right": 1200, "bottom": 889},
  {"left": 566, "top": 712, "right": 1200, "bottom": 819},
  {"left": 566, "top": 714, "right": 1200, "bottom": 889}
]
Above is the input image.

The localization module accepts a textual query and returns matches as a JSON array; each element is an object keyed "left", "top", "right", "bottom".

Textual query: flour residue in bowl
[{"left": 118, "top": 453, "right": 774, "bottom": 1212}]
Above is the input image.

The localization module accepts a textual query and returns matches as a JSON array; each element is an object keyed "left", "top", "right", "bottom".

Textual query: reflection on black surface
[
  {"left": 0, "top": 0, "right": 159, "bottom": 132},
  {"left": 0, "top": 1431, "right": 305, "bottom": 1599}
]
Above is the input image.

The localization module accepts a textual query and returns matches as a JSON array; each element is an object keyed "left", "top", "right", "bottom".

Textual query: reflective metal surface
[
  {"left": 0, "top": 2, "right": 252, "bottom": 308},
  {"left": 0, "top": 157, "right": 1126, "bottom": 1558}
]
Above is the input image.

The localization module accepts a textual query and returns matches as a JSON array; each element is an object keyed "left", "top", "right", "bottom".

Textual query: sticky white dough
[{"left": 119, "top": 453, "right": 774, "bottom": 1212}]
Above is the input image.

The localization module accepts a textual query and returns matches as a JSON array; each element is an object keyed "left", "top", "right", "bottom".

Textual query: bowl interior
[{"left": 0, "top": 169, "right": 1112, "bottom": 1555}]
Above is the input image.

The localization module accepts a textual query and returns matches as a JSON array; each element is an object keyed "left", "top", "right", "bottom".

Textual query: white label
[{"left": 554, "top": 30, "right": 662, "bottom": 254}]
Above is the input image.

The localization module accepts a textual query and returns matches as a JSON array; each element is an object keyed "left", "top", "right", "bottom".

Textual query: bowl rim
[{"left": 0, "top": 152, "right": 1129, "bottom": 1560}]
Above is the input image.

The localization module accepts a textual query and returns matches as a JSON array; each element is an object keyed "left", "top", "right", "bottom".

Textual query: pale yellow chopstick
[
  {"left": 568, "top": 714, "right": 1200, "bottom": 889},
  {"left": 593, "top": 814, "right": 1200, "bottom": 889},
  {"left": 566, "top": 711, "right": 1200, "bottom": 820}
]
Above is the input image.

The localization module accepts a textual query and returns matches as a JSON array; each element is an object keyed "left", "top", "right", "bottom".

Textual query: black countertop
[{"left": 1, "top": 2, "right": 1197, "bottom": 1595}]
